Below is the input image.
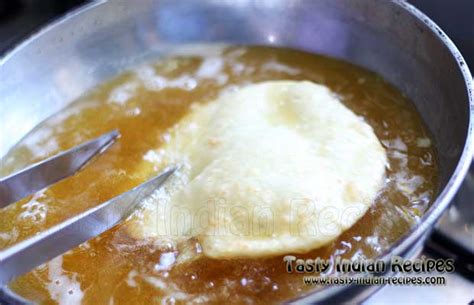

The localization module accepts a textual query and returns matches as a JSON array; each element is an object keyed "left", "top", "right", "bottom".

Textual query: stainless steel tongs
[{"left": 0, "top": 130, "right": 174, "bottom": 286}]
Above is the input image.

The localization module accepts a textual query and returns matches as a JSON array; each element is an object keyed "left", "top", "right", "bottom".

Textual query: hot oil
[{"left": 0, "top": 46, "right": 438, "bottom": 304}]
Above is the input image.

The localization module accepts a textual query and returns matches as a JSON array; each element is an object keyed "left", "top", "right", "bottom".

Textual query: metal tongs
[{"left": 0, "top": 130, "right": 174, "bottom": 287}]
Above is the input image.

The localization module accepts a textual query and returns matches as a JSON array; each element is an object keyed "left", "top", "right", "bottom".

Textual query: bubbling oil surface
[{"left": 0, "top": 46, "right": 438, "bottom": 304}]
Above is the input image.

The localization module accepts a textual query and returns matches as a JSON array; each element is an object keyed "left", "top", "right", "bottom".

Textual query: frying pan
[{"left": 0, "top": 0, "right": 472, "bottom": 303}]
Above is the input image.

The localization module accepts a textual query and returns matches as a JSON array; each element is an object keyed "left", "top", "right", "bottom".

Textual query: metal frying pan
[{"left": 0, "top": 0, "right": 472, "bottom": 303}]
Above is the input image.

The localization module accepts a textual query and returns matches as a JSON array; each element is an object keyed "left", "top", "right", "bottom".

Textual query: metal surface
[
  {"left": 436, "top": 163, "right": 474, "bottom": 254},
  {"left": 0, "top": 129, "right": 119, "bottom": 207},
  {"left": 0, "top": 167, "right": 175, "bottom": 287},
  {"left": 0, "top": 0, "right": 472, "bottom": 303}
]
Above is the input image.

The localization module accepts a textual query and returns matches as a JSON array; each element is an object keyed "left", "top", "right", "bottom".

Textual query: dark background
[{"left": 0, "top": 0, "right": 473, "bottom": 69}]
